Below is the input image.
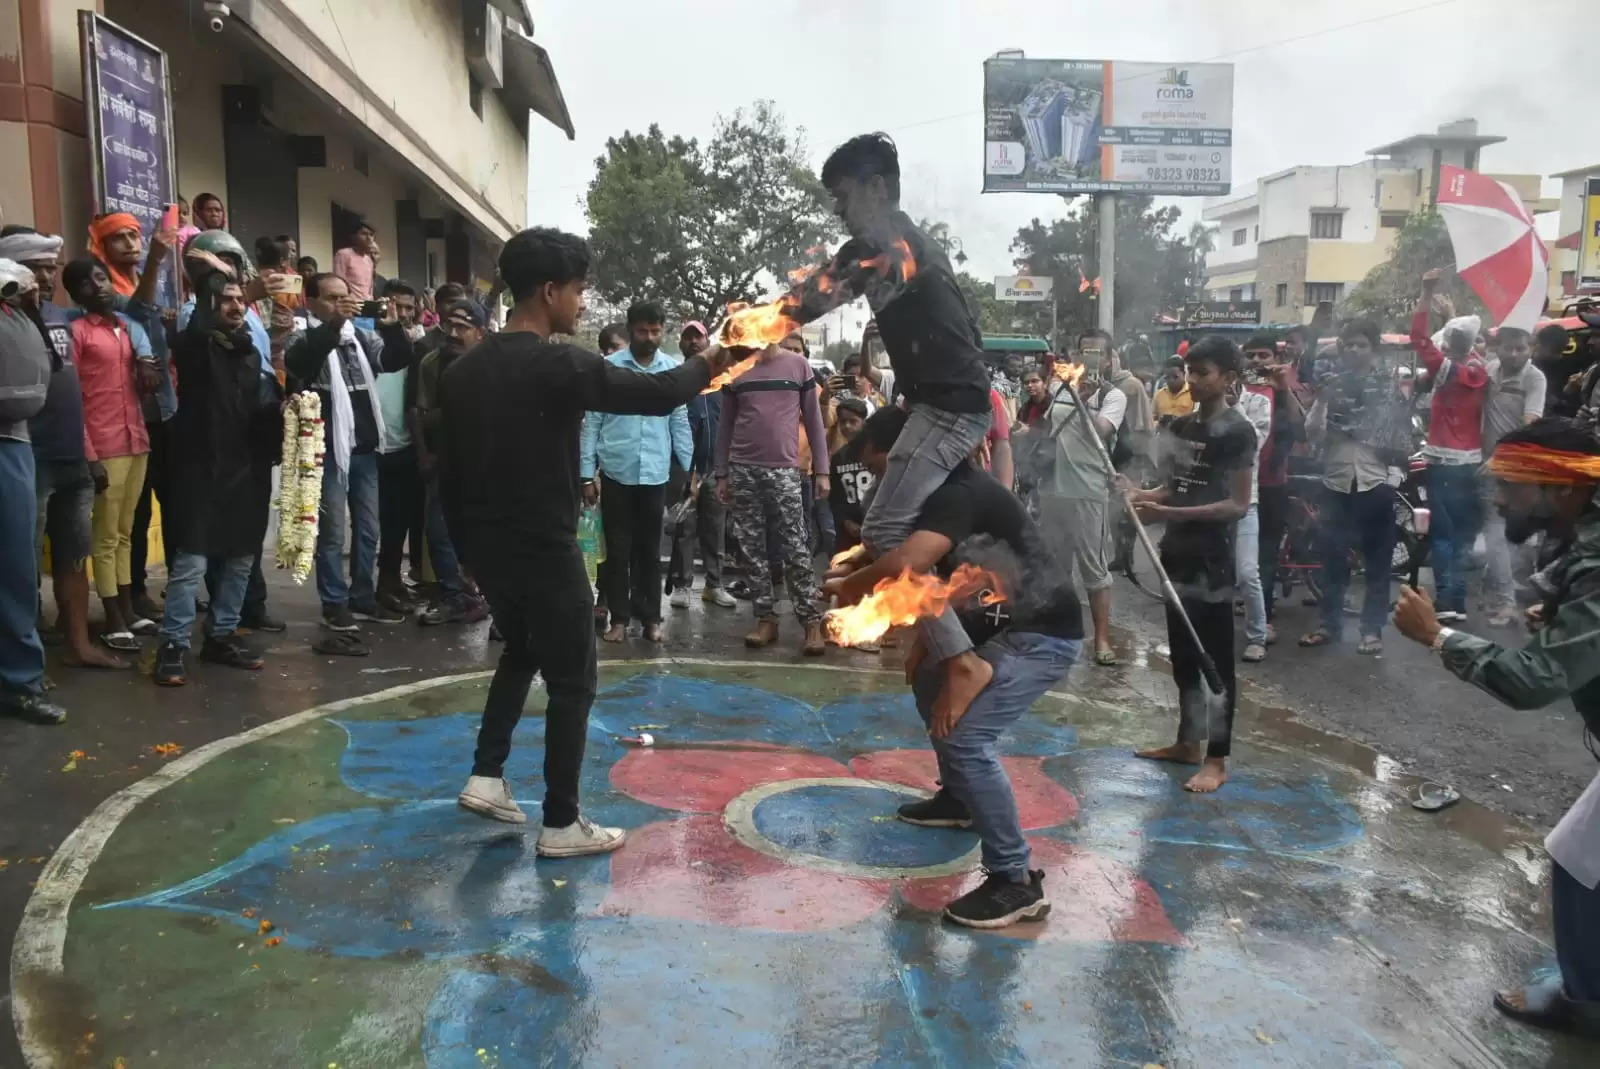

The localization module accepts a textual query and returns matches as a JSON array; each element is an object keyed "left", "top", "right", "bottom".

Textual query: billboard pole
[{"left": 1097, "top": 192, "right": 1116, "bottom": 334}]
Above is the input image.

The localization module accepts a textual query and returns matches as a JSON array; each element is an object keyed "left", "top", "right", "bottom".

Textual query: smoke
[{"left": 949, "top": 532, "right": 1073, "bottom": 626}]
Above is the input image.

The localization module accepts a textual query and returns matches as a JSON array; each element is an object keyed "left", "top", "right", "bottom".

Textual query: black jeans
[
  {"left": 377, "top": 447, "right": 424, "bottom": 589},
  {"left": 130, "top": 419, "right": 174, "bottom": 596},
  {"left": 1165, "top": 593, "right": 1236, "bottom": 758},
  {"left": 471, "top": 546, "right": 597, "bottom": 828},
  {"left": 1257, "top": 483, "right": 1289, "bottom": 621},
  {"left": 207, "top": 550, "right": 267, "bottom": 625},
  {"left": 667, "top": 478, "right": 725, "bottom": 590},
  {"left": 599, "top": 475, "right": 666, "bottom": 626}
]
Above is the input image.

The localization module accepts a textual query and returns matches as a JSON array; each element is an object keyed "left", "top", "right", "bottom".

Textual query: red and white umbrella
[{"left": 1436, "top": 164, "right": 1550, "bottom": 332}]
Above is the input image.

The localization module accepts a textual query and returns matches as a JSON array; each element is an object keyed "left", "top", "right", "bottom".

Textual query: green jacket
[{"left": 1439, "top": 506, "right": 1600, "bottom": 744}]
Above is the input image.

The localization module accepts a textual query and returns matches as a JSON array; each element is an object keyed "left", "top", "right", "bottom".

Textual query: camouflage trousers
[{"left": 728, "top": 463, "right": 822, "bottom": 623}]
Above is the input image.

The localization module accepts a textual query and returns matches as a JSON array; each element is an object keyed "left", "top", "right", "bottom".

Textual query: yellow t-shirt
[{"left": 1153, "top": 384, "right": 1194, "bottom": 420}]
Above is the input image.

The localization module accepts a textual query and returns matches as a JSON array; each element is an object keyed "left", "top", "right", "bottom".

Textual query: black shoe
[
  {"left": 351, "top": 600, "right": 405, "bottom": 624},
  {"left": 200, "top": 632, "right": 264, "bottom": 670},
  {"left": 322, "top": 605, "right": 360, "bottom": 632},
  {"left": 1, "top": 690, "right": 67, "bottom": 724},
  {"left": 489, "top": 620, "right": 504, "bottom": 642},
  {"left": 153, "top": 641, "right": 187, "bottom": 687},
  {"left": 944, "top": 869, "right": 1050, "bottom": 929},
  {"left": 238, "top": 612, "right": 286, "bottom": 634},
  {"left": 897, "top": 790, "right": 973, "bottom": 828},
  {"left": 376, "top": 590, "right": 415, "bottom": 615}
]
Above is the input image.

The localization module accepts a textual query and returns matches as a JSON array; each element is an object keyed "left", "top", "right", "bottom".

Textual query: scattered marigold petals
[
  {"left": 150, "top": 742, "right": 184, "bottom": 758},
  {"left": 241, "top": 908, "right": 256, "bottom": 919},
  {"left": 257, "top": 919, "right": 274, "bottom": 934},
  {"left": 263, "top": 936, "right": 283, "bottom": 947}
]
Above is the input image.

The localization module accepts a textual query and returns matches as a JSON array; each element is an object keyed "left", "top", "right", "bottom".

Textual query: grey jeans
[
  {"left": 862, "top": 403, "right": 993, "bottom": 662},
  {"left": 912, "top": 630, "right": 1080, "bottom": 879}
]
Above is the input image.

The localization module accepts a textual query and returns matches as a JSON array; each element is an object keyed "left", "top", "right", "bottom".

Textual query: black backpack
[
  {"left": 0, "top": 303, "right": 50, "bottom": 425},
  {"left": 1095, "top": 382, "right": 1135, "bottom": 469}
]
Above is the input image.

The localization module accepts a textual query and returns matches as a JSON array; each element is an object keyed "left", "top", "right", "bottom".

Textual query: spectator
[
  {"left": 715, "top": 334, "right": 830, "bottom": 654},
  {"left": 666, "top": 321, "right": 736, "bottom": 611},
  {"left": 175, "top": 196, "right": 200, "bottom": 256},
  {"left": 983, "top": 384, "right": 1013, "bottom": 489},
  {"left": 296, "top": 255, "right": 318, "bottom": 282},
  {"left": 374, "top": 278, "right": 426, "bottom": 614},
  {"left": 1241, "top": 337, "right": 1304, "bottom": 642},
  {"left": 0, "top": 251, "right": 66, "bottom": 724},
  {"left": 1283, "top": 325, "right": 1313, "bottom": 384},
  {"left": 1, "top": 229, "right": 124, "bottom": 671},
  {"left": 153, "top": 272, "right": 282, "bottom": 685},
  {"left": 192, "top": 192, "right": 227, "bottom": 232},
  {"left": 1479, "top": 326, "right": 1546, "bottom": 626},
  {"left": 580, "top": 301, "right": 692, "bottom": 643},
  {"left": 1231, "top": 335, "right": 1280, "bottom": 662},
  {"left": 410, "top": 299, "right": 490, "bottom": 626},
  {"left": 838, "top": 353, "right": 885, "bottom": 411},
  {"left": 1152, "top": 358, "right": 1193, "bottom": 425},
  {"left": 62, "top": 258, "right": 162, "bottom": 652},
  {"left": 284, "top": 272, "right": 413, "bottom": 640},
  {"left": 1015, "top": 368, "right": 1051, "bottom": 428},
  {"left": 1300, "top": 319, "right": 1397, "bottom": 654},
  {"left": 1412, "top": 270, "right": 1489, "bottom": 624},
  {"left": 827, "top": 397, "right": 872, "bottom": 554},
  {"left": 333, "top": 222, "right": 379, "bottom": 302},
  {"left": 87, "top": 212, "right": 147, "bottom": 299},
  {"left": 1533, "top": 323, "right": 1579, "bottom": 418},
  {"left": 277, "top": 235, "right": 298, "bottom": 264},
  {"left": 589, "top": 320, "right": 628, "bottom": 630}
]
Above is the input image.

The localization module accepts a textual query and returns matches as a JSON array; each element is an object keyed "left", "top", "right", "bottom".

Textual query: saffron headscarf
[
  {"left": 1486, "top": 442, "right": 1600, "bottom": 485},
  {"left": 87, "top": 213, "right": 142, "bottom": 296}
]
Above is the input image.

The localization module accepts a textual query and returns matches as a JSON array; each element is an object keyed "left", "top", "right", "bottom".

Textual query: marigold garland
[{"left": 275, "top": 391, "right": 324, "bottom": 582}]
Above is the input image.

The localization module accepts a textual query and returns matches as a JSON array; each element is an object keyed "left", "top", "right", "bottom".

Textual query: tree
[
  {"left": 1008, "top": 196, "right": 1201, "bottom": 345},
  {"left": 1342, "top": 208, "right": 1484, "bottom": 331},
  {"left": 584, "top": 102, "right": 839, "bottom": 325}
]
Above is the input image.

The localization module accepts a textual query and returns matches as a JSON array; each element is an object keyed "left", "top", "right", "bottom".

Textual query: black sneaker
[
  {"left": 897, "top": 789, "right": 973, "bottom": 828},
  {"left": 200, "top": 632, "right": 264, "bottom": 671},
  {"left": 0, "top": 691, "right": 67, "bottom": 724},
  {"left": 322, "top": 605, "right": 361, "bottom": 632},
  {"left": 944, "top": 870, "right": 1050, "bottom": 930},
  {"left": 238, "top": 612, "right": 287, "bottom": 634},
  {"left": 153, "top": 641, "right": 188, "bottom": 687},
  {"left": 351, "top": 600, "right": 405, "bottom": 624}
]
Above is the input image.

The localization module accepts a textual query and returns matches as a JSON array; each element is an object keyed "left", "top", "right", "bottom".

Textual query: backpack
[
  {"left": 1095, "top": 383, "right": 1135, "bottom": 469},
  {"left": 0, "top": 304, "right": 50, "bottom": 425}
]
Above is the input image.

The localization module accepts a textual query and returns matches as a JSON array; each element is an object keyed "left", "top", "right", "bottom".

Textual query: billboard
[
  {"left": 983, "top": 57, "right": 1233, "bottom": 196},
  {"left": 1581, "top": 177, "right": 1600, "bottom": 291},
  {"left": 1176, "top": 301, "right": 1260, "bottom": 327},
  {"left": 994, "top": 275, "right": 1054, "bottom": 302}
]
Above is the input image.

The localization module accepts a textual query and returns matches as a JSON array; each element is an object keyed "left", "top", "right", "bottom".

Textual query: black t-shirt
[
  {"left": 1156, "top": 407, "right": 1256, "bottom": 593},
  {"left": 802, "top": 212, "right": 990, "bottom": 414},
  {"left": 828, "top": 440, "right": 875, "bottom": 545},
  {"left": 27, "top": 303, "right": 86, "bottom": 463},
  {"left": 916, "top": 462, "right": 1083, "bottom": 645}
]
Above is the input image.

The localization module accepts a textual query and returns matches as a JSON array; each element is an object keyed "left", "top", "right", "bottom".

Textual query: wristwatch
[{"left": 1430, "top": 626, "right": 1456, "bottom": 652}]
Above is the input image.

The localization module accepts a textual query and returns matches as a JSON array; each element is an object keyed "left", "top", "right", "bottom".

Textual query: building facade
[
  {"left": 0, "top": 0, "right": 571, "bottom": 291},
  {"left": 1202, "top": 120, "right": 1553, "bottom": 325},
  {"left": 1549, "top": 163, "right": 1600, "bottom": 301}
]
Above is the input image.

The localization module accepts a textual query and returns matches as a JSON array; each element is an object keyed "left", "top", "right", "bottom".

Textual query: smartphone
[
  {"left": 160, "top": 203, "right": 179, "bottom": 233},
  {"left": 359, "top": 299, "right": 387, "bottom": 319}
]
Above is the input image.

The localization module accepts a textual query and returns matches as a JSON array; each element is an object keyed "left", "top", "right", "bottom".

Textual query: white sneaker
[
  {"left": 537, "top": 814, "right": 626, "bottom": 857},
  {"left": 703, "top": 586, "right": 736, "bottom": 608},
  {"left": 669, "top": 588, "right": 691, "bottom": 610},
  {"left": 457, "top": 776, "right": 527, "bottom": 824}
]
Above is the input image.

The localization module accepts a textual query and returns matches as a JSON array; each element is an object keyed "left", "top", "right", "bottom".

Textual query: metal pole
[
  {"left": 1097, "top": 192, "right": 1116, "bottom": 333},
  {"left": 1050, "top": 294, "right": 1058, "bottom": 354}
]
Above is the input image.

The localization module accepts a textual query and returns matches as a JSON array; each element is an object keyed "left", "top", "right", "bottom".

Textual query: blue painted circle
[{"left": 750, "top": 784, "right": 975, "bottom": 869}]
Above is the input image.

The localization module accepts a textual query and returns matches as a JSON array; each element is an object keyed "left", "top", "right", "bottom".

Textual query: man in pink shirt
[
  {"left": 1412, "top": 268, "right": 1489, "bottom": 623},
  {"left": 333, "top": 222, "right": 378, "bottom": 302},
  {"left": 716, "top": 332, "right": 830, "bottom": 654}
]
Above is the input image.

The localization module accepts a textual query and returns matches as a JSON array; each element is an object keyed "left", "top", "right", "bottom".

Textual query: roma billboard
[{"left": 983, "top": 57, "right": 1233, "bottom": 196}]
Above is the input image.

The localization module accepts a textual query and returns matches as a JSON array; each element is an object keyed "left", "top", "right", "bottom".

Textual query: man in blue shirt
[{"left": 580, "top": 301, "right": 693, "bottom": 643}]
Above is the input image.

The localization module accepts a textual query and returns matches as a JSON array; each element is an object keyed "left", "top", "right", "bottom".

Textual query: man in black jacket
[{"left": 440, "top": 227, "right": 733, "bottom": 857}]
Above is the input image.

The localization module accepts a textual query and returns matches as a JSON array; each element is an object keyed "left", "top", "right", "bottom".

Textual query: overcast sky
[{"left": 527, "top": 0, "right": 1587, "bottom": 297}]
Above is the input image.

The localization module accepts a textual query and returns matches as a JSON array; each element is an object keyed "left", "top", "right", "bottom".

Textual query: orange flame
[
  {"left": 787, "top": 263, "right": 819, "bottom": 285},
  {"left": 859, "top": 238, "right": 917, "bottom": 282},
  {"left": 702, "top": 299, "right": 803, "bottom": 393},
  {"left": 824, "top": 564, "right": 1004, "bottom": 647},
  {"left": 1052, "top": 361, "right": 1085, "bottom": 388}
]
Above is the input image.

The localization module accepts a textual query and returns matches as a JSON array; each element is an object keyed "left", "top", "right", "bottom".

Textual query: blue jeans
[
  {"left": 1234, "top": 504, "right": 1266, "bottom": 645},
  {"left": 864, "top": 404, "right": 993, "bottom": 664},
  {"left": 160, "top": 552, "right": 251, "bottom": 648},
  {"left": 1428, "top": 463, "right": 1484, "bottom": 615},
  {"left": 0, "top": 440, "right": 45, "bottom": 696},
  {"left": 425, "top": 483, "right": 463, "bottom": 599},
  {"left": 912, "top": 631, "right": 1080, "bottom": 880},
  {"left": 1554, "top": 860, "right": 1600, "bottom": 1004},
  {"left": 1319, "top": 483, "right": 1396, "bottom": 640},
  {"left": 316, "top": 451, "right": 380, "bottom": 609}
]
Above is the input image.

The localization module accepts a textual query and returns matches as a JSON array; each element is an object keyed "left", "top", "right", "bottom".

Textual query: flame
[
  {"left": 824, "top": 564, "right": 1003, "bottom": 647},
  {"left": 1052, "top": 361, "right": 1085, "bottom": 388},
  {"left": 859, "top": 239, "right": 917, "bottom": 282},
  {"left": 830, "top": 543, "right": 867, "bottom": 570},
  {"left": 787, "top": 263, "right": 818, "bottom": 285},
  {"left": 702, "top": 299, "right": 803, "bottom": 393}
]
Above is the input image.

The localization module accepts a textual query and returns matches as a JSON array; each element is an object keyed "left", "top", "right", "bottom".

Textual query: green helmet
[{"left": 183, "top": 229, "right": 254, "bottom": 288}]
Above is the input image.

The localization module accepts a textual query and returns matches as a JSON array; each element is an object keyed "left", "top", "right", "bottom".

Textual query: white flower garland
[{"left": 274, "top": 391, "right": 324, "bottom": 583}]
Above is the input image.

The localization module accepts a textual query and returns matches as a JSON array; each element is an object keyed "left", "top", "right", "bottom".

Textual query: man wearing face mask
[
  {"left": 1479, "top": 326, "right": 1546, "bottom": 627},
  {"left": 579, "top": 300, "right": 693, "bottom": 644}
]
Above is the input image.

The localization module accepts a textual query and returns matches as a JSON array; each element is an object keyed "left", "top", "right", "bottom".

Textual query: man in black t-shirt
[
  {"left": 827, "top": 397, "right": 872, "bottom": 551},
  {"left": 1122, "top": 336, "right": 1255, "bottom": 794},
  {"left": 825, "top": 407, "right": 1082, "bottom": 929}
]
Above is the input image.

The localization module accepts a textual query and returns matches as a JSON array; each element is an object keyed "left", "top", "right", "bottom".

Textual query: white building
[{"left": 1549, "top": 163, "right": 1600, "bottom": 299}]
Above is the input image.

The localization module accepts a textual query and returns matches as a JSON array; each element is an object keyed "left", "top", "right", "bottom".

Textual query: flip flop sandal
[
  {"left": 1357, "top": 636, "right": 1383, "bottom": 655},
  {"left": 1297, "top": 631, "right": 1334, "bottom": 648},
  {"left": 129, "top": 617, "right": 158, "bottom": 635},
  {"left": 100, "top": 631, "right": 139, "bottom": 653},
  {"left": 1494, "top": 976, "right": 1576, "bottom": 1030},
  {"left": 312, "top": 633, "right": 370, "bottom": 657},
  {"left": 1093, "top": 648, "right": 1119, "bottom": 667},
  {"left": 1411, "top": 782, "right": 1460, "bottom": 811}
]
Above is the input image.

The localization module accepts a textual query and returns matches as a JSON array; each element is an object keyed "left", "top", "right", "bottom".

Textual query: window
[
  {"left": 1380, "top": 211, "right": 1408, "bottom": 229},
  {"left": 1229, "top": 287, "right": 1244, "bottom": 302},
  {"left": 1275, "top": 282, "right": 1288, "bottom": 307},
  {"left": 469, "top": 74, "right": 485, "bottom": 119},
  {"left": 1305, "top": 282, "right": 1344, "bottom": 306},
  {"left": 1232, "top": 228, "right": 1247, "bottom": 246},
  {"left": 1310, "top": 211, "right": 1343, "bottom": 239}
]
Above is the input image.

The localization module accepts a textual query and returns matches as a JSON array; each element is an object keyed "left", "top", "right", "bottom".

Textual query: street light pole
[{"left": 1097, "top": 192, "right": 1116, "bottom": 334}]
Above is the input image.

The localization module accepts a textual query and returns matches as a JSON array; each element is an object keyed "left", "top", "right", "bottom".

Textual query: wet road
[{"left": 3, "top": 566, "right": 1598, "bottom": 1067}]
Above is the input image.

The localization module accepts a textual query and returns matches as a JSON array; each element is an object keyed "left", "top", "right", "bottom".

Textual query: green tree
[
  {"left": 1342, "top": 208, "right": 1484, "bottom": 330},
  {"left": 584, "top": 102, "right": 838, "bottom": 325}
]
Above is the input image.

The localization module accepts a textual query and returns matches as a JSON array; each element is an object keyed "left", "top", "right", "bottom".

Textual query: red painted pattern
[
  {"left": 847, "top": 750, "right": 1079, "bottom": 830},
  {"left": 610, "top": 746, "right": 850, "bottom": 814}
]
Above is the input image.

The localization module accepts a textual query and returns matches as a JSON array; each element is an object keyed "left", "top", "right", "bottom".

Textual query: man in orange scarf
[{"left": 87, "top": 213, "right": 142, "bottom": 297}]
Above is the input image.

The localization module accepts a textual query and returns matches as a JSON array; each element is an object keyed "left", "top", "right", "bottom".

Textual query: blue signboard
[{"left": 79, "top": 13, "right": 178, "bottom": 308}]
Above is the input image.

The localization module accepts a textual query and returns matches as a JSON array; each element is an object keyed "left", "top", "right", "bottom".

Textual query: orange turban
[
  {"left": 1486, "top": 442, "right": 1600, "bottom": 485},
  {"left": 88, "top": 213, "right": 142, "bottom": 296}
]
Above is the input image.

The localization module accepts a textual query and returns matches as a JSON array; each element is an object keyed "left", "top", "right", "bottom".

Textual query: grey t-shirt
[
  {"left": 1042, "top": 387, "right": 1113, "bottom": 501},
  {"left": 1483, "top": 358, "right": 1547, "bottom": 452}
]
